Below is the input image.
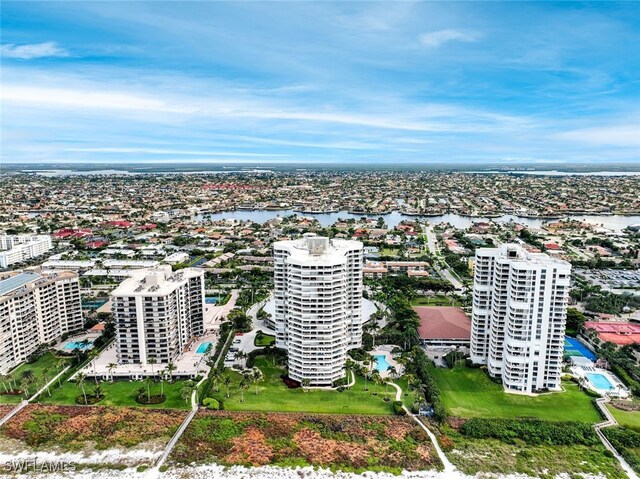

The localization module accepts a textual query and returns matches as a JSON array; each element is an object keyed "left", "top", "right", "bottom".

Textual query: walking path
[
  {"left": 155, "top": 375, "right": 205, "bottom": 470},
  {"left": 387, "top": 381, "right": 458, "bottom": 476},
  {"left": 594, "top": 397, "right": 639, "bottom": 479}
]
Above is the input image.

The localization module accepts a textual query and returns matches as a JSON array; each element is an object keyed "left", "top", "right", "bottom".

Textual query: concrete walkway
[
  {"left": 387, "top": 381, "right": 458, "bottom": 476},
  {"left": 594, "top": 397, "right": 639, "bottom": 479}
]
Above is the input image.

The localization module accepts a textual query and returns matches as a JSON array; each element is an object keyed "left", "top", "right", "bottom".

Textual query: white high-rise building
[
  {"left": 273, "top": 235, "right": 364, "bottom": 386},
  {"left": 470, "top": 244, "right": 571, "bottom": 394},
  {"left": 0, "top": 270, "right": 82, "bottom": 374},
  {"left": 111, "top": 266, "right": 204, "bottom": 365},
  {"left": 0, "top": 235, "right": 53, "bottom": 268}
]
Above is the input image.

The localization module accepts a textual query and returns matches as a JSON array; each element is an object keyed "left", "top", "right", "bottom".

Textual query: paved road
[{"left": 423, "top": 224, "right": 465, "bottom": 293}]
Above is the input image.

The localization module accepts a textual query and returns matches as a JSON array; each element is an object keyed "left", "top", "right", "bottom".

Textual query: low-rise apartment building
[{"left": 0, "top": 235, "right": 53, "bottom": 268}]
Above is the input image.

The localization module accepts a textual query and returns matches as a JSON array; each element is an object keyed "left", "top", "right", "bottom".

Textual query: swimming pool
[
  {"left": 564, "top": 336, "right": 597, "bottom": 361},
  {"left": 63, "top": 340, "right": 93, "bottom": 350},
  {"left": 374, "top": 354, "right": 390, "bottom": 373},
  {"left": 205, "top": 297, "right": 218, "bottom": 304},
  {"left": 196, "top": 342, "right": 212, "bottom": 354},
  {"left": 586, "top": 373, "right": 615, "bottom": 391}
]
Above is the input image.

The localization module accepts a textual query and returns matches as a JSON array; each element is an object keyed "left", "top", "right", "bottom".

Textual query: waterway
[{"left": 195, "top": 210, "right": 640, "bottom": 233}]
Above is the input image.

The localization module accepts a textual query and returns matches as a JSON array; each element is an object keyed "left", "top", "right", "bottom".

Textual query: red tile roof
[
  {"left": 414, "top": 306, "right": 471, "bottom": 340},
  {"left": 585, "top": 321, "right": 640, "bottom": 345}
]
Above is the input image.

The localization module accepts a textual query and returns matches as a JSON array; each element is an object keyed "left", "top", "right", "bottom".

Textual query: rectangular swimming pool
[
  {"left": 196, "top": 342, "right": 212, "bottom": 354},
  {"left": 205, "top": 297, "right": 218, "bottom": 304},
  {"left": 374, "top": 354, "right": 390, "bottom": 373},
  {"left": 586, "top": 372, "right": 615, "bottom": 391}
]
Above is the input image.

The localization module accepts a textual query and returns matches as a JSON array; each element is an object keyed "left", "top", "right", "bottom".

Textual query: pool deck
[
  {"left": 369, "top": 345, "right": 403, "bottom": 379},
  {"left": 570, "top": 365, "right": 630, "bottom": 398}
]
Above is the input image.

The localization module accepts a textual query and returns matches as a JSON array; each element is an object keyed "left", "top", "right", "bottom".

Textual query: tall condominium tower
[
  {"left": 273, "top": 235, "right": 364, "bottom": 386},
  {"left": 470, "top": 244, "right": 571, "bottom": 394},
  {"left": 111, "top": 266, "right": 204, "bottom": 365},
  {"left": 0, "top": 270, "right": 82, "bottom": 374},
  {"left": 0, "top": 235, "right": 53, "bottom": 268}
]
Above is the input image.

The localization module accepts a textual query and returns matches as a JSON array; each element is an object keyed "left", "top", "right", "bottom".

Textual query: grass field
[
  {"left": 0, "top": 353, "right": 70, "bottom": 404},
  {"left": 410, "top": 294, "right": 461, "bottom": 307},
  {"left": 432, "top": 365, "right": 601, "bottom": 422},
  {"left": 207, "top": 356, "right": 396, "bottom": 415},
  {"left": 254, "top": 333, "right": 276, "bottom": 347},
  {"left": 608, "top": 405, "right": 640, "bottom": 429},
  {"left": 39, "top": 377, "right": 193, "bottom": 409}
]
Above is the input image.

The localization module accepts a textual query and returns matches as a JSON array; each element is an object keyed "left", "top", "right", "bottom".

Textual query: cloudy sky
[{"left": 1, "top": 1, "right": 639, "bottom": 165}]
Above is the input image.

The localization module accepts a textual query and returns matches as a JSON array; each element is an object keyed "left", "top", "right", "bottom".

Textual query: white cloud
[
  {"left": 555, "top": 125, "right": 640, "bottom": 147},
  {"left": 0, "top": 41, "right": 70, "bottom": 59},
  {"left": 418, "top": 29, "right": 479, "bottom": 48}
]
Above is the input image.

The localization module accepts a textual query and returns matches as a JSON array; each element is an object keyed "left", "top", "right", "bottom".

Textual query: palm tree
[
  {"left": 166, "top": 362, "right": 177, "bottom": 383},
  {"left": 148, "top": 358, "right": 157, "bottom": 379},
  {"left": 239, "top": 376, "right": 250, "bottom": 403},
  {"left": 92, "top": 384, "right": 104, "bottom": 401},
  {"left": 5, "top": 373, "right": 16, "bottom": 393},
  {"left": 385, "top": 366, "right": 397, "bottom": 400},
  {"left": 20, "top": 370, "right": 35, "bottom": 398},
  {"left": 360, "top": 365, "right": 370, "bottom": 392},
  {"left": 223, "top": 374, "right": 232, "bottom": 398},
  {"left": 0, "top": 374, "right": 9, "bottom": 393},
  {"left": 371, "top": 370, "right": 382, "bottom": 396},
  {"left": 159, "top": 367, "right": 167, "bottom": 397},
  {"left": 55, "top": 359, "right": 67, "bottom": 388},
  {"left": 42, "top": 367, "right": 52, "bottom": 397},
  {"left": 344, "top": 359, "right": 355, "bottom": 385},
  {"left": 180, "top": 382, "right": 193, "bottom": 405},
  {"left": 75, "top": 373, "right": 88, "bottom": 405},
  {"left": 88, "top": 349, "right": 100, "bottom": 385},
  {"left": 106, "top": 363, "right": 117, "bottom": 383},
  {"left": 144, "top": 376, "right": 153, "bottom": 403},
  {"left": 210, "top": 369, "right": 221, "bottom": 393},
  {"left": 252, "top": 368, "right": 263, "bottom": 395}
]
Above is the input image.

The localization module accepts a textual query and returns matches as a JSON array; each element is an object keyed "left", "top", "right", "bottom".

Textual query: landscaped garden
[
  {"left": 431, "top": 364, "right": 602, "bottom": 422},
  {"left": 253, "top": 331, "right": 276, "bottom": 347},
  {"left": 0, "top": 352, "right": 70, "bottom": 404},
  {"left": 410, "top": 294, "right": 461, "bottom": 307},
  {"left": 1, "top": 404, "right": 186, "bottom": 450},
  {"left": 204, "top": 355, "right": 400, "bottom": 415},
  {"left": 170, "top": 411, "right": 441, "bottom": 473},
  {"left": 40, "top": 375, "right": 197, "bottom": 409}
]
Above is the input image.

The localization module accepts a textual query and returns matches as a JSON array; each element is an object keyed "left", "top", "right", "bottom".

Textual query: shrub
[
  {"left": 203, "top": 397, "right": 220, "bottom": 410},
  {"left": 460, "top": 418, "right": 599, "bottom": 446},
  {"left": 392, "top": 401, "right": 406, "bottom": 416}
]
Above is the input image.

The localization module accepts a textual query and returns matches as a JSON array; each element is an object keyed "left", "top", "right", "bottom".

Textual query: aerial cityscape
[{"left": 1, "top": 1, "right": 640, "bottom": 479}]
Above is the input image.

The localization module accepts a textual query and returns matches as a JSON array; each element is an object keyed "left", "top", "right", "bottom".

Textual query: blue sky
[{"left": 1, "top": 1, "right": 639, "bottom": 165}]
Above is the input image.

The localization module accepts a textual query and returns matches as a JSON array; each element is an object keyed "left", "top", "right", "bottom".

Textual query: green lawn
[
  {"left": 39, "top": 376, "right": 193, "bottom": 409},
  {"left": 608, "top": 405, "right": 640, "bottom": 429},
  {"left": 254, "top": 333, "right": 276, "bottom": 347},
  {"left": 432, "top": 365, "right": 601, "bottom": 422},
  {"left": 0, "top": 353, "right": 70, "bottom": 404},
  {"left": 207, "top": 356, "right": 396, "bottom": 415},
  {"left": 380, "top": 247, "right": 399, "bottom": 257},
  {"left": 410, "top": 294, "right": 461, "bottom": 307}
]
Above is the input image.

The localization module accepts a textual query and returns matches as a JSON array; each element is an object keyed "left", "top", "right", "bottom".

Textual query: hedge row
[{"left": 460, "top": 418, "right": 599, "bottom": 446}]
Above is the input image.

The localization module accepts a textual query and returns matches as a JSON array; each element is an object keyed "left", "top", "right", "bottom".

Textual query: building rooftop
[
  {"left": 585, "top": 321, "right": 640, "bottom": 346},
  {"left": 0, "top": 271, "right": 42, "bottom": 296},
  {"left": 273, "top": 235, "right": 362, "bottom": 265},
  {"left": 414, "top": 306, "right": 471, "bottom": 340}
]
